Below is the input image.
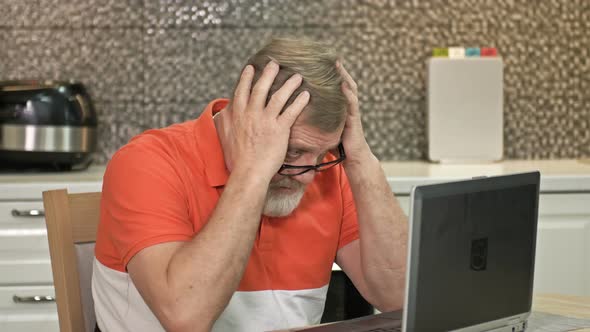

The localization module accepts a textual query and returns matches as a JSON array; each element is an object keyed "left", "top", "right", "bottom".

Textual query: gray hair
[{"left": 244, "top": 37, "right": 347, "bottom": 132}]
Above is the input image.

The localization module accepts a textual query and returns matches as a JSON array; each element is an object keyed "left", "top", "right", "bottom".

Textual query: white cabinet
[
  {"left": 0, "top": 162, "right": 589, "bottom": 330},
  {"left": 393, "top": 192, "right": 590, "bottom": 297},
  {"left": 534, "top": 193, "right": 590, "bottom": 296},
  {"left": 0, "top": 200, "right": 59, "bottom": 332},
  {"left": 0, "top": 175, "right": 102, "bottom": 332}
]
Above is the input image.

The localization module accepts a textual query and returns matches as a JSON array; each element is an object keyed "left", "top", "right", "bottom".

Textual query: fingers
[
  {"left": 266, "top": 73, "right": 303, "bottom": 116},
  {"left": 337, "top": 61, "right": 360, "bottom": 117},
  {"left": 336, "top": 61, "right": 358, "bottom": 95},
  {"left": 341, "top": 81, "right": 359, "bottom": 114},
  {"left": 249, "top": 61, "right": 280, "bottom": 110},
  {"left": 232, "top": 65, "right": 254, "bottom": 111},
  {"left": 278, "top": 90, "right": 310, "bottom": 127}
]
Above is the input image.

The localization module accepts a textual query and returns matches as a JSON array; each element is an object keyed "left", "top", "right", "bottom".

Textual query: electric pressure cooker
[{"left": 0, "top": 81, "right": 98, "bottom": 170}]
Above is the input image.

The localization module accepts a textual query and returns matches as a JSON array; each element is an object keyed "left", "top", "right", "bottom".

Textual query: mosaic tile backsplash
[{"left": 1, "top": 0, "right": 588, "bottom": 163}]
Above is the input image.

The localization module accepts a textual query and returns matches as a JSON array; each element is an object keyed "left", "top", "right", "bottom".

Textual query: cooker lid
[{"left": 0, "top": 80, "right": 97, "bottom": 127}]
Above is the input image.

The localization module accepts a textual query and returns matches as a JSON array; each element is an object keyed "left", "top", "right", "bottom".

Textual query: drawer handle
[
  {"left": 11, "top": 209, "right": 45, "bottom": 217},
  {"left": 13, "top": 295, "right": 55, "bottom": 303}
]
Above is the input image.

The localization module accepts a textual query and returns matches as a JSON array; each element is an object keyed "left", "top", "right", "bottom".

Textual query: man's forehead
[
  {"left": 288, "top": 116, "right": 343, "bottom": 150},
  {"left": 292, "top": 107, "right": 345, "bottom": 130}
]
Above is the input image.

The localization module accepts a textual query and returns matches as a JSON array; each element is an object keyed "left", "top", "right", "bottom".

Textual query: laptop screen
[{"left": 405, "top": 172, "right": 540, "bottom": 331}]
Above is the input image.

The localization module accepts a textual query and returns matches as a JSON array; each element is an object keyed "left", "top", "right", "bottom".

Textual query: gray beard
[{"left": 262, "top": 179, "right": 306, "bottom": 217}]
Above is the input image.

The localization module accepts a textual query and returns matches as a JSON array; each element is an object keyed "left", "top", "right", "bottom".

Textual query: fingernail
[
  {"left": 268, "top": 61, "right": 279, "bottom": 70},
  {"left": 291, "top": 73, "right": 302, "bottom": 82},
  {"left": 243, "top": 65, "right": 253, "bottom": 74},
  {"left": 300, "top": 90, "right": 310, "bottom": 100}
]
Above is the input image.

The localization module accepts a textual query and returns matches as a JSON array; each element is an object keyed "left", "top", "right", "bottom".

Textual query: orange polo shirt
[{"left": 93, "top": 99, "right": 360, "bottom": 331}]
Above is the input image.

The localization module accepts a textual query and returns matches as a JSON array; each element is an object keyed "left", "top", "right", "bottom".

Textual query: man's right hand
[{"left": 226, "top": 61, "right": 310, "bottom": 179}]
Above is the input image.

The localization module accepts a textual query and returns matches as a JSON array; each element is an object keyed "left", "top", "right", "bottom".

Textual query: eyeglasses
[{"left": 278, "top": 143, "right": 346, "bottom": 176}]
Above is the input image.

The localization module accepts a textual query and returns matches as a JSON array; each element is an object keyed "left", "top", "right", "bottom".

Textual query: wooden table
[
  {"left": 278, "top": 293, "right": 590, "bottom": 331},
  {"left": 532, "top": 293, "right": 590, "bottom": 331}
]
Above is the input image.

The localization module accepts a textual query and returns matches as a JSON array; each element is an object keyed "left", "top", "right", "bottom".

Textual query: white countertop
[
  {"left": 0, "top": 165, "right": 106, "bottom": 200},
  {"left": 381, "top": 159, "right": 590, "bottom": 194},
  {"left": 1, "top": 159, "right": 590, "bottom": 200},
  {"left": 0, "top": 165, "right": 106, "bottom": 184}
]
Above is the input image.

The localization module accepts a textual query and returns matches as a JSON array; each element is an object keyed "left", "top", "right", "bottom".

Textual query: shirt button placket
[{"left": 258, "top": 217, "right": 274, "bottom": 252}]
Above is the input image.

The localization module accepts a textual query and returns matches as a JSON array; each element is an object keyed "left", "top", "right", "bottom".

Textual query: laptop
[{"left": 302, "top": 172, "right": 540, "bottom": 332}]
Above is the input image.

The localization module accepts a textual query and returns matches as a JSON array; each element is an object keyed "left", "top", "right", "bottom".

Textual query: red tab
[{"left": 481, "top": 47, "right": 498, "bottom": 56}]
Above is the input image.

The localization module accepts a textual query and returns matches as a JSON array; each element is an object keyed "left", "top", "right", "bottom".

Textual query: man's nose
[{"left": 291, "top": 169, "right": 316, "bottom": 185}]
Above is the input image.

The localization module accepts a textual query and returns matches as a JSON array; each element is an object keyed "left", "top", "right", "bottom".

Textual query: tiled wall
[{"left": 1, "top": 0, "right": 589, "bottom": 163}]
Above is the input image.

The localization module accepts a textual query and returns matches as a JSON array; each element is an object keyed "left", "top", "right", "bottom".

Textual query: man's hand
[
  {"left": 335, "top": 61, "right": 408, "bottom": 312},
  {"left": 228, "top": 61, "right": 310, "bottom": 179},
  {"left": 126, "top": 62, "right": 311, "bottom": 332},
  {"left": 337, "top": 61, "right": 373, "bottom": 166}
]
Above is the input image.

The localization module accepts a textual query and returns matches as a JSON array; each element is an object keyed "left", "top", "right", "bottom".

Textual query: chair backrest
[{"left": 43, "top": 189, "right": 102, "bottom": 332}]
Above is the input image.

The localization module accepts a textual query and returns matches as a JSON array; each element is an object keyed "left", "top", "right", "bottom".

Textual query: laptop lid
[{"left": 403, "top": 172, "right": 540, "bottom": 332}]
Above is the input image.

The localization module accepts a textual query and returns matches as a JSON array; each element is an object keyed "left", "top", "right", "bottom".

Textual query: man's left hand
[{"left": 337, "top": 61, "right": 373, "bottom": 166}]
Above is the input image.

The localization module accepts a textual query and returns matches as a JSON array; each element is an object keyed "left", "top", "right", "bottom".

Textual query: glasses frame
[{"left": 278, "top": 143, "right": 346, "bottom": 176}]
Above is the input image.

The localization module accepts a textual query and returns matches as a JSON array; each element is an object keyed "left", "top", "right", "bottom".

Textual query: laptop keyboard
[{"left": 367, "top": 327, "right": 401, "bottom": 332}]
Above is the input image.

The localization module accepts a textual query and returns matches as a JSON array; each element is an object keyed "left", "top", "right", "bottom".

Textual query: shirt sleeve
[
  {"left": 338, "top": 167, "right": 360, "bottom": 249},
  {"left": 101, "top": 141, "right": 194, "bottom": 269}
]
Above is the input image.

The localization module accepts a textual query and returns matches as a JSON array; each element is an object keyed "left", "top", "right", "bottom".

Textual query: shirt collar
[{"left": 194, "top": 99, "right": 230, "bottom": 187}]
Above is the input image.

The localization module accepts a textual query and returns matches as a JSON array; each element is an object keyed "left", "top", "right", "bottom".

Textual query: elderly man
[{"left": 92, "top": 38, "right": 408, "bottom": 332}]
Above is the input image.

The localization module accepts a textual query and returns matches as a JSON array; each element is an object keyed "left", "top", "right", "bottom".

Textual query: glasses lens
[
  {"left": 278, "top": 146, "right": 345, "bottom": 176},
  {"left": 315, "top": 161, "right": 340, "bottom": 172},
  {"left": 278, "top": 167, "right": 311, "bottom": 176}
]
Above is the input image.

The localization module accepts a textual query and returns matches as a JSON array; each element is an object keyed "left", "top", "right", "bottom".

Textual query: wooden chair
[{"left": 42, "top": 189, "right": 102, "bottom": 332}]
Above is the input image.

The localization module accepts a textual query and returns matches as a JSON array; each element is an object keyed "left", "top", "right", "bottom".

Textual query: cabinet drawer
[
  {"left": 0, "top": 200, "right": 51, "bottom": 252},
  {"left": 0, "top": 202, "right": 45, "bottom": 224},
  {"left": 538, "top": 193, "right": 590, "bottom": 216},
  {"left": 0, "top": 251, "right": 53, "bottom": 284},
  {"left": 0, "top": 285, "right": 55, "bottom": 310},
  {"left": 0, "top": 286, "right": 58, "bottom": 332},
  {"left": 0, "top": 308, "right": 59, "bottom": 332},
  {"left": 0, "top": 222, "right": 49, "bottom": 251}
]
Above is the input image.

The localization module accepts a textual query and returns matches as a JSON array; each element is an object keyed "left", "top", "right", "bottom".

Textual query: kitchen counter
[
  {"left": 0, "top": 165, "right": 105, "bottom": 200},
  {"left": 1, "top": 159, "right": 590, "bottom": 200},
  {"left": 1, "top": 159, "right": 589, "bottom": 331},
  {"left": 381, "top": 159, "right": 590, "bottom": 194},
  {"left": 279, "top": 293, "right": 590, "bottom": 331},
  {"left": 0, "top": 165, "right": 106, "bottom": 183}
]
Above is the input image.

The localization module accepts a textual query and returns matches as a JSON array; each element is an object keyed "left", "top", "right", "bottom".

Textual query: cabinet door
[
  {"left": 534, "top": 194, "right": 590, "bottom": 296},
  {"left": 0, "top": 201, "right": 54, "bottom": 284},
  {"left": 0, "top": 201, "right": 49, "bottom": 252},
  {"left": 0, "top": 251, "right": 53, "bottom": 284},
  {"left": 0, "top": 309, "right": 59, "bottom": 332},
  {"left": 0, "top": 285, "right": 58, "bottom": 332}
]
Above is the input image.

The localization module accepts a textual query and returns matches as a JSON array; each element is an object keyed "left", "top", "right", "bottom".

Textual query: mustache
[{"left": 269, "top": 177, "right": 305, "bottom": 191}]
